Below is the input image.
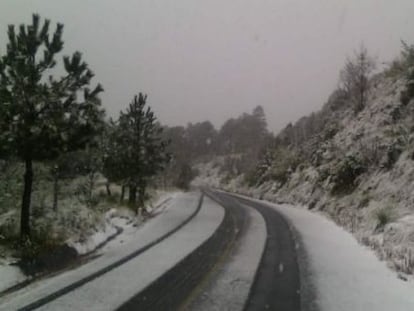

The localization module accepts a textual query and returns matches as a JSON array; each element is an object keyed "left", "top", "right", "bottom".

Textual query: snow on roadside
[
  {"left": 67, "top": 223, "right": 118, "bottom": 255},
  {"left": 0, "top": 260, "right": 26, "bottom": 293},
  {"left": 67, "top": 190, "right": 179, "bottom": 255},
  {"left": 262, "top": 199, "right": 414, "bottom": 311}
]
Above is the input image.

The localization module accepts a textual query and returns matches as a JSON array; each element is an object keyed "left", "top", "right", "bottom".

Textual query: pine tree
[
  {"left": 0, "top": 15, "right": 104, "bottom": 239},
  {"left": 107, "top": 93, "right": 170, "bottom": 212},
  {"left": 340, "top": 45, "right": 376, "bottom": 113}
]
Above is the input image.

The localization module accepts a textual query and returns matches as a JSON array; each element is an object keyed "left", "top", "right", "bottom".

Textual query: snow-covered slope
[{"left": 195, "top": 72, "right": 414, "bottom": 277}]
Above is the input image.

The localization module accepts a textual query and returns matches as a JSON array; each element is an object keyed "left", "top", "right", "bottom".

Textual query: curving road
[
  {"left": 2, "top": 190, "right": 303, "bottom": 311},
  {"left": 117, "top": 190, "right": 248, "bottom": 311},
  {"left": 207, "top": 190, "right": 301, "bottom": 311}
]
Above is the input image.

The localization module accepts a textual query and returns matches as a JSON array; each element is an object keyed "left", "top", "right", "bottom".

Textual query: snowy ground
[
  {"left": 0, "top": 262, "right": 26, "bottom": 293},
  {"left": 68, "top": 190, "right": 176, "bottom": 256},
  {"left": 232, "top": 193, "right": 414, "bottom": 311}
]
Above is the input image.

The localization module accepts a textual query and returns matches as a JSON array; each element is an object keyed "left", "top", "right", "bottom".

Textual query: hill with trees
[{"left": 193, "top": 42, "right": 414, "bottom": 276}]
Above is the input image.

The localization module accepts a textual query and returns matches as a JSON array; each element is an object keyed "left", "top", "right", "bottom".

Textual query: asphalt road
[
  {"left": 116, "top": 190, "right": 248, "bottom": 311},
  {"left": 216, "top": 191, "right": 301, "bottom": 311},
  {"left": 108, "top": 190, "right": 301, "bottom": 311}
]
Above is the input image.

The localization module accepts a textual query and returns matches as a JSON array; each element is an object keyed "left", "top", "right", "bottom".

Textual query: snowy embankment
[
  {"left": 0, "top": 191, "right": 178, "bottom": 296},
  {"left": 234, "top": 193, "right": 414, "bottom": 311},
  {"left": 67, "top": 190, "right": 175, "bottom": 256}
]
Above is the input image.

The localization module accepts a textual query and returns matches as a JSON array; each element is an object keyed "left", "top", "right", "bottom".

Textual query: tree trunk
[
  {"left": 120, "top": 185, "right": 125, "bottom": 204},
  {"left": 21, "top": 158, "right": 33, "bottom": 239},
  {"left": 52, "top": 165, "right": 59, "bottom": 211},
  {"left": 106, "top": 182, "right": 111, "bottom": 196},
  {"left": 128, "top": 185, "right": 137, "bottom": 205},
  {"left": 87, "top": 173, "right": 95, "bottom": 205},
  {"left": 53, "top": 172, "right": 59, "bottom": 211},
  {"left": 137, "top": 182, "right": 146, "bottom": 214}
]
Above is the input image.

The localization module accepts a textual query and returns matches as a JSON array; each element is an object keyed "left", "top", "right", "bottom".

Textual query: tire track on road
[
  {"left": 117, "top": 190, "right": 248, "bottom": 311},
  {"left": 218, "top": 192, "right": 301, "bottom": 311}
]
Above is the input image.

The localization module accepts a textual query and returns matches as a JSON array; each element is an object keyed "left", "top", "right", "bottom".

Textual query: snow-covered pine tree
[
  {"left": 0, "top": 14, "right": 104, "bottom": 239},
  {"left": 109, "top": 93, "right": 170, "bottom": 212}
]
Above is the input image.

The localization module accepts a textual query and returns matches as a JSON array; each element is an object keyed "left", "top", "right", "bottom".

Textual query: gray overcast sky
[{"left": 1, "top": 0, "right": 414, "bottom": 132}]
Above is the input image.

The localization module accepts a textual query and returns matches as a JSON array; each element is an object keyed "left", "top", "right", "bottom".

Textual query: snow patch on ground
[
  {"left": 67, "top": 223, "right": 118, "bottom": 256},
  {"left": 64, "top": 190, "right": 180, "bottom": 256},
  {"left": 0, "top": 261, "right": 26, "bottom": 293}
]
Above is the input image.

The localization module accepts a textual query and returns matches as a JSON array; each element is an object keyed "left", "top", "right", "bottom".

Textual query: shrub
[
  {"left": 174, "top": 164, "right": 197, "bottom": 190},
  {"left": 358, "top": 194, "right": 370, "bottom": 208},
  {"left": 0, "top": 215, "right": 19, "bottom": 242},
  {"left": 323, "top": 124, "right": 340, "bottom": 140},
  {"left": 331, "top": 154, "right": 366, "bottom": 194},
  {"left": 358, "top": 139, "right": 383, "bottom": 167},
  {"left": 399, "top": 41, "right": 414, "bottom": 105},
  {"left": 317, "top": 167, "right": 330, "bottom": 183},
  {"left": 244, "top": 169, "right": 259, "bottom": 187},
  {"left": 105, "top": 193, "right": 120, "bottom": 204},
  {"left": 400, "top": 89, "right": 411, "bottom": 106},
  {"left": 245, "top": 147, "right": 302, "bottom": 187},
  {"left": 75, "top": 181, "right": 100, "bottom": 208},
  {"left": 267, "top": 148, "right": 302, "bottom": 186},
  {"left": 383, "top": 140, "right": 404, "bottom": 169},
  {"left": 374, "top": 208, "right": 393, "bottom": 231},
  {"left": 385, "top": 58, "right": 405, "bottom": 79},
  {"left": 0, "top": 161, "right": 23, "bottom": 213},
  {"left": 19, "top": 222, "right": 63, "bottom": 261},
  {"left": 390, "top": 106, "right": 402, "bottom": 122}
]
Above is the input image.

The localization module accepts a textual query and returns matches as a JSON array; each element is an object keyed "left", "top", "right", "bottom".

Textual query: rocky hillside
[{"left": 194, "top": 61, "right": 414, "bottom": 277}]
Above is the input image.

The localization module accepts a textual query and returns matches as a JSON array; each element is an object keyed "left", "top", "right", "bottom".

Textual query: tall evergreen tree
[
  {"left": 108, "top": 93, "right": 170, "bottom": 211},
  {"left": 0, "top": 15, "right": 104, "bottom": 239},
  {"left": 340, "top": 45, "right": 376, "bottom": 113}
]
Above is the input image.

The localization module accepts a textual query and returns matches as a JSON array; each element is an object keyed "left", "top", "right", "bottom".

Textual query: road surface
[{"left": 0, "top": 190, "right": 303, "bottom": 310}]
